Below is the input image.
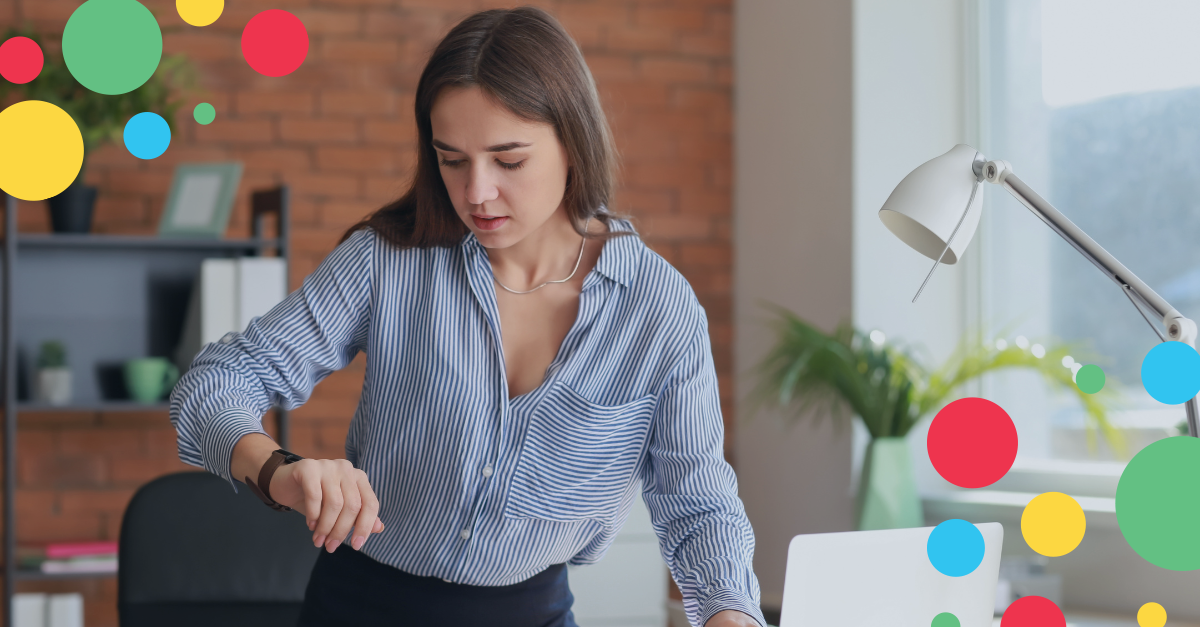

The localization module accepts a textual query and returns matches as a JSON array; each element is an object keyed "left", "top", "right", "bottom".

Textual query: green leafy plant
[
  {"left": 748, "top": 303, "right": 1127, "bottom": 458},
  {"left": 0, "top": 23, "right": 197, "bottom": 175},
  {"left": 37, "top": 340, "right": 66, "bottom": 369}
]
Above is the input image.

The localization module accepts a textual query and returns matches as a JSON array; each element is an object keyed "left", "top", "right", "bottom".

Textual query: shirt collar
[
  {"left": 460, "top": 217, "right": 641, "bottom": 288},
  {"left": 594, "top": 218, "right": 639, "bottom": 288}
]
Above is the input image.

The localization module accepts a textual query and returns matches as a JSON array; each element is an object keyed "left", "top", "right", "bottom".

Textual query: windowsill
[
  {"left": 922, "top": 489, "right": 1117, "bottom": 530},
  {"left": 921, "top": 455, "right": 1126, "bottom": 529},
  {"left": 1002, "top": 456, "right": 1126, "bottom": 478},
  {"left": 930, "top": 456, "right": 1125, "bottom": 497}
]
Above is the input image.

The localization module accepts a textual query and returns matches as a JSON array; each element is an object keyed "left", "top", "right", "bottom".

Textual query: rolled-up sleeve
[
  {"left": 641, "top": 311, "right": 765, "bottom": 627},
  {"left": 169, "top": 227, "right": 375, "bottom": 492}
]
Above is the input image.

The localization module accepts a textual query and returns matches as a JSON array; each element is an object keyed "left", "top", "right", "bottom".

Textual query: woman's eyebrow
[{"left": 431, "top": 139, "right": 533, "bottom": 153}]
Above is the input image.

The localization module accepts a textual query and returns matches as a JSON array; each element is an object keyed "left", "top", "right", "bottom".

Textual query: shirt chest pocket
[{"left": 503, "top": 383, "right": 658, "bottom": 523}]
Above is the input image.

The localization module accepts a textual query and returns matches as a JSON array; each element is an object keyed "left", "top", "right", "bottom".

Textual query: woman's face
[{"left": 430, "top": 85, "right": 571, "bottom": 248}]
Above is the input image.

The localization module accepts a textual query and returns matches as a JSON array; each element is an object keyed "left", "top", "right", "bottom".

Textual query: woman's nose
[{"left": 465, "top": 163, "right": 499, "bottom": 205}]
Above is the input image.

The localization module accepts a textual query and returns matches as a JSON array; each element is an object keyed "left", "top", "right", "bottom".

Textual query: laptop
[{"left": 779, "top": 522, "right": 1004, "bottom": 627}]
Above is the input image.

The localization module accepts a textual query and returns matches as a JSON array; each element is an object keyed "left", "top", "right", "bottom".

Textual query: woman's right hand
[{"left": 269, "top": 458, "right": 385, "bottom": 553}]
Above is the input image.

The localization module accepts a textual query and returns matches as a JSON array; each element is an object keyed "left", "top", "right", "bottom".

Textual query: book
[
  {"left": 173, "top": 257, "right": 287, "bottom": 374},
  {"left": 13, "top": 593, "right": 45, "bottom": 627},
  {"left": 45, "top": 540, "right": 118, "bottom": 559},
  {"left": 14, "top": 593, "right": 84, "bottom": 627},
  {"left": 41, "top": 556, "right": 118, "bottom": 574},
  {"left": 236, "top": 257, "right": 288, "bottom": 333},
  {"left": 17, "top": 541, "right": 118, "bottom": 570},
  {"left": 201, "top": 258, "right": 238, "bottom": 346},
  {"left": 48, "top": 593, "right": 84, "bottom": 627}
]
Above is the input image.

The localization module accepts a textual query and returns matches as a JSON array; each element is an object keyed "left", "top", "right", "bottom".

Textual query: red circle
[
  {"left": 0, "top": 37, "right": 44, "bottom": 85},
  {"left": 241, "top": 10, "right": 309, "bottom": 78},
  {"left": 1000, "top": 595, "right": 1065, "bottom": 627},
  {"left": 927, "top": 397, "right": 1018, "bottom": 488}
]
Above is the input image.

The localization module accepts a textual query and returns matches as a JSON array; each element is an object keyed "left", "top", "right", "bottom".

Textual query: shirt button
[
  {"left": 482, "top": 465, "right": 493, "bottom": 477},
  {"left": 442, "top": 578, "right": 452, "bottom": 583},
  {"left": 460, "top": 529, "right": 471, "bottom": 540}
]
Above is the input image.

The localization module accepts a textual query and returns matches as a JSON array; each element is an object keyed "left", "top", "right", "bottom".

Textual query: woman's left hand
[{"left": 705, "top": 609, "right": 761, "bottom": 626}]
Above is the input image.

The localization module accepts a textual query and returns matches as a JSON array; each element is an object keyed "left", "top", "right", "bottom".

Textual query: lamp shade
[{"left": 878, "top": 144, "right": 983, "bottom": 265}]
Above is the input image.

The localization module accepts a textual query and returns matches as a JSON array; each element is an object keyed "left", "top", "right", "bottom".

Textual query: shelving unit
[{"left": 1, "top": 186, "right": 292, "bottom": 623}]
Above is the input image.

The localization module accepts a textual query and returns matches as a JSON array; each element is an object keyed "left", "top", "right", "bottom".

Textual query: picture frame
[{"left": 158, "top": 162, "right": 244, "bottom": 238}]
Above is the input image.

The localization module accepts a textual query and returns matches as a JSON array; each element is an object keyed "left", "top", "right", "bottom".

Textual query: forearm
[
  {"left": 647, "top": 474, "right": 762, "bottom": 626},
  {"left": 670, "top": 541, "right": 764, "bottom": 627},
  {"left": 231, "top": 432, "right": 282, "bottom": 490}
]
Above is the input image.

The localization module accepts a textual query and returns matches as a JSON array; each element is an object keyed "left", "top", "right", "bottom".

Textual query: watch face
[{"left": 277, "top": 449, "right": 303, "bottom": 463}]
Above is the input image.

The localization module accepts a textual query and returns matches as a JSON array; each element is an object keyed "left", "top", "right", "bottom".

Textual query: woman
[{"left": 170, "top": 6, "right": 763, "bottom": 627}]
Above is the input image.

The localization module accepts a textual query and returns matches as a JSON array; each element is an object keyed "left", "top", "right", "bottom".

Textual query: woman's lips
[{"left": 471, "top": 215, "right": 508, "bottom": 230}]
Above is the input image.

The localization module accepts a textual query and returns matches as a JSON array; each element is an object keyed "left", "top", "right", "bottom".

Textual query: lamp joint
[{"left": 983, "top": 160, "right": 1013, "bottom": 185}]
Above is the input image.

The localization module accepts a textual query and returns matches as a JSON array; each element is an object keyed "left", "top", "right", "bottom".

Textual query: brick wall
[{"left": 2, "top": 0, "right": 731, "bottom": 624}]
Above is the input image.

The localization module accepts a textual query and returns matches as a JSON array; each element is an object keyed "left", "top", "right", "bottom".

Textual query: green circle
[
  {"left": 1076, "top": 364, "right": 1106, "bottom": 394},
  {"left": 63, "top": 0, "right": 163, "bottom": 95},
  {"left": 931, "top": 612, "right": 960, "bottom": 627},
  {"left": 193, "top": 103, "right": 216, "bottom": 125},
  {"left": 1117, "top": 436, "right": 1200, "bottom": 570}
]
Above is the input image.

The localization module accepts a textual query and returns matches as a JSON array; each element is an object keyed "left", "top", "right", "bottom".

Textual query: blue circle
[
  {"left": 123, "top": 112, "right": 170, "bottom": 159},
  {"left": 926, "top": 519, "right": 985, "bottom": 577},
  {"left": 1141, "top": 341, "right": 1200, "bottom": 405}
]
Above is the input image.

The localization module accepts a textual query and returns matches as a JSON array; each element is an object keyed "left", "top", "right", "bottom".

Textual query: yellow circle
[
  {"left": 1138, "top": 602, "right": 1167, "bottom": 627},
  {"left": 1021, "top": 491, "right": 1086, "bottom": 557},
  {"left": 0, "top": 101, "right": 84, "bottom": 202},
  {"left": 176, "top": 0, "right": 224, "bottom": 27}
]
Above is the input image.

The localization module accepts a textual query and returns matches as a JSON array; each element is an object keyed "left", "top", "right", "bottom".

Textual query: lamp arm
[{"left": 982, "top": 160, "right": 1200, "bottom": 437}]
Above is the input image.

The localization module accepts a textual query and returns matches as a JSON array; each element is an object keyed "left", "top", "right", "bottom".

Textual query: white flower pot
[{"left": 36, "top": 367, "right": 72, "bottom": 406}]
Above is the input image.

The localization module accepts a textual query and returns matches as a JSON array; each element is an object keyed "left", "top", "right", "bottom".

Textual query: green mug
[{"left": 124, "top": 357, "right": 180, "bottom": 403}]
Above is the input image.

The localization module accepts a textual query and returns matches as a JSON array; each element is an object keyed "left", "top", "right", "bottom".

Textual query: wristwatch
[{"left": 245, "top": 448, "right": 304, "bottom": 512}]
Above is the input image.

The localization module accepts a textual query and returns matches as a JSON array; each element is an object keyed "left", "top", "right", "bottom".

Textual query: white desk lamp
[{"left": 878, "top": 143, "right": 1200, "bottom": 437}]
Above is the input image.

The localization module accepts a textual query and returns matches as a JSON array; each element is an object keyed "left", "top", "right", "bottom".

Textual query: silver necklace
[{"left": 493, "top": 218, "right": 590, "bottom": 295}]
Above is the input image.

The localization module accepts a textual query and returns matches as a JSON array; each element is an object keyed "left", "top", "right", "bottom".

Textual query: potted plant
[
  {"left": 0, "top": 24, "right": 196, "bottom": 232},
  {"left": 748, "top": 305, "right": 1125, "bottom": 531},
  {"left": 36, "top": 340, "right": 72, "bottom": 406}
]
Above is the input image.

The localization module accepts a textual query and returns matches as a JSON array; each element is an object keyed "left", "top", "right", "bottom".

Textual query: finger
[
  {"left": 313, "top": 471, "right": 343, "bottom": 548},
  {"left": 355, "top": 470, "right": 383, "bottom": 536},
  {"left": 324, "top": 474, "right": 362, "bottom": 552},
  {"left": 300, "top": 467, "right": 322, "bottom": 533},
  {"left": 350, "top": 473, "right": 380, "bottom": 550}
]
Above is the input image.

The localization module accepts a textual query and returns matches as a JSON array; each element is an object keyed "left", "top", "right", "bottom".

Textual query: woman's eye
[{"left": 437, "top": 157, "right": 525, "bottom": 170}]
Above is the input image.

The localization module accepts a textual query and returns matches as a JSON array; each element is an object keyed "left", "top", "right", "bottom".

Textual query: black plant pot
[{"left": 47, "top": 171, "right": 97, "bottom": 233}]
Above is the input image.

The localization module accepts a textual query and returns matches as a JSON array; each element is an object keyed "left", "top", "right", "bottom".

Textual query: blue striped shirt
[{"left": 169, "top": 218, "right": 764, "bottom": 627}]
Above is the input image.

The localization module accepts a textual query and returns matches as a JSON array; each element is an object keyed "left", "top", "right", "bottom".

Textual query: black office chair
[{"left": 118, "top": 471, "right": 320, "bottom": 627}]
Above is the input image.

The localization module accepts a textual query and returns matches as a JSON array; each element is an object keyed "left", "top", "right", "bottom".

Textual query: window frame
[{"left": 962, "top": 0, "right": 1194, "bottom": 486}]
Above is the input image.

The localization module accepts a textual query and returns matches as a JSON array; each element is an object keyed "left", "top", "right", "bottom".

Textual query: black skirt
[{"left": 296, "top": 546, "right": 578, "bottom": 627}]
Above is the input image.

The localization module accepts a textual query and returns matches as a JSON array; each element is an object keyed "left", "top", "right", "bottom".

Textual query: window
[{"left": 978, "top": 0, "right": 1200, "bottom": 463}]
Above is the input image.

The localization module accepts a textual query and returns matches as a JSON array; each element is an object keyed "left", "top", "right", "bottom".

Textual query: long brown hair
[{"left": 339, "top": 6, "right": 634, "bottom": 249}]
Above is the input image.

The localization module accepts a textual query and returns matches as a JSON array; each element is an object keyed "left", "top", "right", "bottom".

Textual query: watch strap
[{"left": 245, "top": 448, "right": 303, "bottom": 512}]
